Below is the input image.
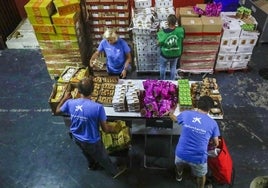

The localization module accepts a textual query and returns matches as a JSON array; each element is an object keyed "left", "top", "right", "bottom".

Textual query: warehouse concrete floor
[{"left": 0, "top": 43, "right": 268, "bottom": 188}]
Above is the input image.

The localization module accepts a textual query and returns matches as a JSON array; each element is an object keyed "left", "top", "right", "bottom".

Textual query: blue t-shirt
[
  {"left": 98, "top": 38, "right": 131, "bottom": 74},
  {"left": 60, "top": 98, "right": 107, "bottom": 143},
  {"left": 176, "top": 110, "right": 220, "bottom": 164}
]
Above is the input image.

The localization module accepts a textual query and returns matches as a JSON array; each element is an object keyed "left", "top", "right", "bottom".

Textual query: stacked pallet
[
  {"left": 215, "top": 12, "right": 259, "bottom": 72},
  {"left": 85, "top": 0, "right": 131, "bottom": 50},
  {"left": 24, "top": 0, "right": 89, "bottom": 79},
  {"left": 132, "top": 0, "right": 175, "bottom": 73},
  {"left": 177, "top": 4, "right": 222, "bottom": 74}
]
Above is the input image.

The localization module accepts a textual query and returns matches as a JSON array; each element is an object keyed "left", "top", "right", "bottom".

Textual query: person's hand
[
  {"left": 89, "top": 59, "right": 95, "bottom": 68},
  {"left": 120, "top": 69, "right": 127, "bottom": 79},
  {"left": 169, "top": 110, "right": 177, "bottom": 121},
  {"left": 63, "top": 91, "right": 72, "bottom": 100}
]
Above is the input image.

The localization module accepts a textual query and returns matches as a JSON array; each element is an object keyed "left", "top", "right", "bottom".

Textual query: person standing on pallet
[
  {"left": 89, "top": 28, "right": 132, "bottom": 79},
  {"left": 55, "top": 77, "right": 127, "bottom": 179},
  {"left": 169, "top": 96, "right": 220, "bottom": 188},
  {"left": 157, "top": 14, "right": 184, "bottom": 80}
]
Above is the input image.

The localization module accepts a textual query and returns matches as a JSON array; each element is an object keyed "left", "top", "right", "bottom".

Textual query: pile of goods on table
[
  {"left": 191, "top": 77, "right": 223, "bottom": 117},
  {"left": 140, "top": 80, "right": 178, "bottom": 118}
]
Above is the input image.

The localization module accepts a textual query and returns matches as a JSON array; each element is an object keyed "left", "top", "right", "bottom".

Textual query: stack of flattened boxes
[
  {"left": 215, "top": 12, "right": 259, "bottom": 71},
  {"left": 85, "top": 0, "right": 131, "bottom": 50},
  {"left": 132, "top": 0, "right": 175, "bottom": 73},
  {"left": 24, "top": 0, "right": 89, "bottom": 79},
  {"left": 177, "top": 4, "right": 222, "bottom": 74}
]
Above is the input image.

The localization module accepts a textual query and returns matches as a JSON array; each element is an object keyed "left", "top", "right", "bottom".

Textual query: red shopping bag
[{"left": 208, "top": 137, "right": 234, "bottom": 185}]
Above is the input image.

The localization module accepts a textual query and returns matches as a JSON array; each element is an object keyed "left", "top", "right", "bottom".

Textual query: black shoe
[{"left": 88, "top": 163, "right": 100, "bottom": 171}]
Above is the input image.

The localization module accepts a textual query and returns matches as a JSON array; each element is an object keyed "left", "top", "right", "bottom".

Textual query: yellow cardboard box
[
  {"left": 53, "top": 0, "right": 80, "bottom": 16},
  {"left": 33, "top": 24, "right": 56, "bottom": 34},
  {"left": 181, "top": 17, "right": 203, "bottom": 33},
  {"left": 28, "top": 16, "right": 52, "bottom": 25},
  {"left": 24, "top": 0, "right": 56, "bottom": 17},
  {"left": 201, "top": 16, "right": 223, "bottom": 33},
  {"left": 54, "top": 25, "right": 77, "bottom": 35},
  {"left": 36, "top": 33, "right": 77, "bottom": 40},
  {"left": 52, "top": 12, "right": 80, "bottom": 26}
]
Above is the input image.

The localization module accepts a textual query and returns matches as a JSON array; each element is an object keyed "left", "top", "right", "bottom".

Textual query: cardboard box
[
  {"left": 53, "top": 0, "right": 80, "bottom": 16},
  {"left": 70, "top": 67, "right": 89, "bottom": 83},
  {"left": 32, "top": 24, "right": 56, "bottom": 34},
  {"left": 114, "top": 0, "right": 128, "bottom": 2},
  {"left": 179, "top": 7, "right": 199, "bottom": 17},
  {"left": 57, "top": 66, "right": 80, "bottom": 83},
  {"left": 215, "top": 61, "right": 232, "bottom": 69},
  {"left": 195, "top": 3, "right": 206, "bottom": 11},
  {"left": 181, "top": 17, "right": 202, "bottom": 33},
  {"left": 24, "top": 0, "right": 56, "bottom": 17},
  {"left": 52, "top": 12, "right": 79, "bottom": 26},
  {"left": 48, "top": 82, "right": 69, "bottom": 115},
  {"left": 28, "top": 16, "right": 52, "bottom": 25},
  {"left": 201, "top": 16, "right": 223, "bottom": 33},
  {"left": 35, "top": 33, "right": 77, "bottom": 40}
]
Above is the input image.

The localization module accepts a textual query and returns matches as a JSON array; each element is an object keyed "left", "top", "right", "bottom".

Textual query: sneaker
[
  {"left": 113, "top": 165, "right": 127, "bottom": 179},
  {"left": 175, "top": 171, "right": 183, "bottom": 182}
]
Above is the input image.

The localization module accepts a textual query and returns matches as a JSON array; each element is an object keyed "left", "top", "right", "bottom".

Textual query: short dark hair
[
  {"left": 197, "top": 96, "right": 214, "bottom": 112},
  {"left": 167, "top": 14, "right": 177, "bottom": 26},
  {"left": 78, "top": 77, "right": 94, "bottom": 96}
]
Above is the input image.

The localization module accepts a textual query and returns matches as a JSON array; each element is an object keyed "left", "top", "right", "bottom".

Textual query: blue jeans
[{"left": 159, "top": 55, "right": 179, "bottom": 80}]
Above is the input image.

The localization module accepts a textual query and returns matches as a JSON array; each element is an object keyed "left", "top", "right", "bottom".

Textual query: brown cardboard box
[
  {"left": 181, "top": 17, "right": 203, "bottom": 33},
  {"left": 100, "top": 0, "right": 114, "bottom": 2},
  {"left": 195, "top": 3, "right": 206, "bottom": 11},
  {"left": 179, "top": 7, "right": 199, "bottom": 17},
  {"left": 201, "top": 16, "right": 222, "bottom": 33}
]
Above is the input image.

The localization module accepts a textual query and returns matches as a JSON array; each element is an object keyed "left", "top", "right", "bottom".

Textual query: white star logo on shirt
[
  {"left": 192, "top": 117, "right": 201, "bottom": 124},
  {"left": 75, "top": 105, "right": 83, "bottom": 112}
]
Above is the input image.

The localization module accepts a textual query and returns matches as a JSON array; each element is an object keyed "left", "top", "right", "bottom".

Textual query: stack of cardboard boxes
[
  {"left": 132, "top": 0, "right": 175, "bottom": 73},
  {"left": 177, "top": 4, "right": 223, "bottom": 74},
  {"left": 85, "top": 0, "right": 131, "bottom": 50},
  {"left": 215, "top": 12, "right": 259, "bottom": 71},
  {"left": 24, "top": 0, "right": 89, "bottom": 79}
]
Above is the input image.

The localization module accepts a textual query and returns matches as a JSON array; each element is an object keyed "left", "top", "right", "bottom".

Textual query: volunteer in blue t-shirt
[
  {"left": 55, "top": 77, "right": 127, "bottom": 178},
  {"left": 90, "top": 28, "right": 132, "bottom": 79},
  {"left": 169, "top": 96, "right": 220, "bottom": 188}
]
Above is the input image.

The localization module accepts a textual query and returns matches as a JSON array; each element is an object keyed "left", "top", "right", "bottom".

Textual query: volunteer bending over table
[
  {"left": 89, "top": 28, "right": 132, "bottom": 79},
  {"left": 55, "top": 77, "right": 127, "bottom": 179},
  {"left": 169, "top": 96, "right": 220, "bottom": 188}
]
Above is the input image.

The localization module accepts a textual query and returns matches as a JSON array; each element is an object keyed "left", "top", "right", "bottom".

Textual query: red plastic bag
[{"left": 208, "top": 137, "right": 233, "bottom": 185}]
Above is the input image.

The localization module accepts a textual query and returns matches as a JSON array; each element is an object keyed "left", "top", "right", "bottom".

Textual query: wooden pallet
[{"left": 214, "top": 67, "right": 250, "bottom": 74}]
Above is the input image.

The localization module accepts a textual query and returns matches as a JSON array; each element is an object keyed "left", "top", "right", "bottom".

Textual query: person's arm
[
  {"left": 121, "top": 52, "right": 132, "bottom": 78},
  {"left": 100, "top": 120, "right": 122, "bottom": 134},
  {"left": 55, "top": 92, "right": 72, "bottom": 115},
  {"left": 169, "top": 111, "right": 177, "bottom": 122},
  {"left": 89, "top": 51, "right": 100, "bottom": 67},
  {"left": 211, "top": 137, "right": 220, "bottom": 148}
]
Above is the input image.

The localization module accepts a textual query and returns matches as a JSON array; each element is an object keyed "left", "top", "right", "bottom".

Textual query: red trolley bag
[{"left": 208, "top": 136, "right": 234, "bottom": 186}]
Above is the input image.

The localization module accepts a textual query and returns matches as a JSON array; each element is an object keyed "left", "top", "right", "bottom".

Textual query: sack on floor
[{"left": 208, "top": 136, "right": 234, "bottom": 185}]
